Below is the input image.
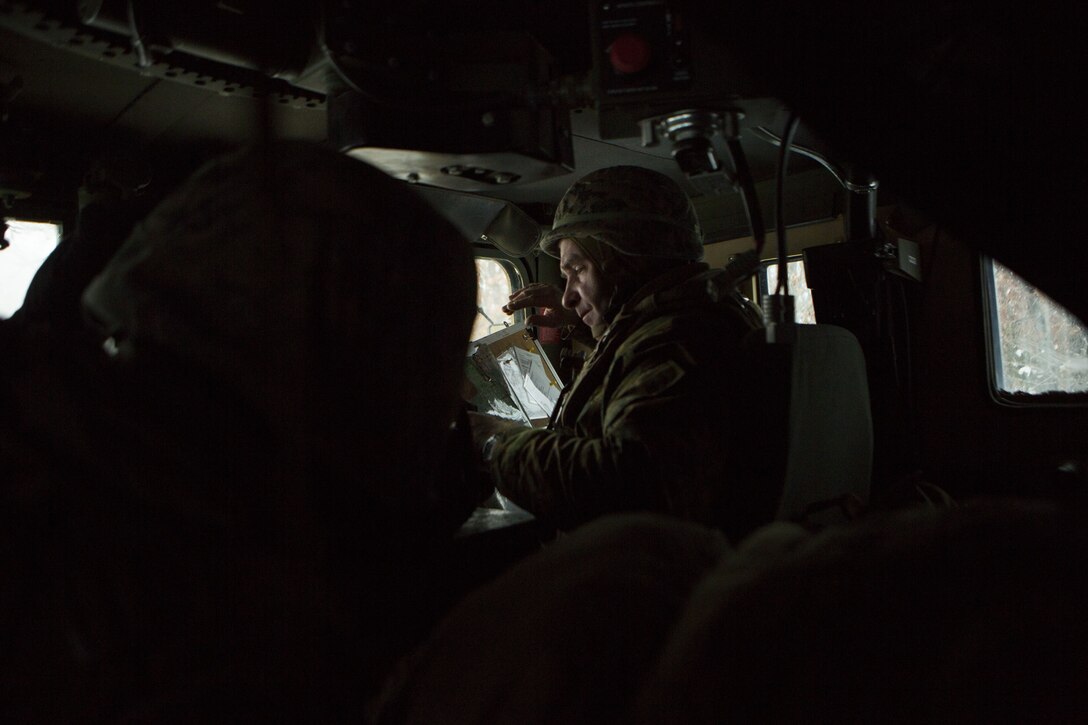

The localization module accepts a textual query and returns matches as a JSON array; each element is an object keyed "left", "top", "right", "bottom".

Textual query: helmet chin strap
[
  {"left": 569, "top": 236, "right": 616, "bottom": 339},
  {"left": 586, "top": 279, "right": 621, "bottom": 341},
  {"left": 592, "top": 278, "right": 634, "bottom": 340}
]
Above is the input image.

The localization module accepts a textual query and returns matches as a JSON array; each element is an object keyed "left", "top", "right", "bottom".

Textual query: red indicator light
[{"left": 608, "top": 33, "right": 652, "bottom": 74}]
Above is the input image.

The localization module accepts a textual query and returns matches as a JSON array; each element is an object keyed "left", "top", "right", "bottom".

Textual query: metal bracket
[
  {"left": 638, "top": 109, "right": 745, "bottom": 192},
  {"left": 638, "top": 109, "right": 742, "bottom": 148}
]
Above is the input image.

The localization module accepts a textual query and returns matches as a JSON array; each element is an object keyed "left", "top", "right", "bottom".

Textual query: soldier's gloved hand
[{"left": 502, "top": 283, "right": 582, "bottom": 329}]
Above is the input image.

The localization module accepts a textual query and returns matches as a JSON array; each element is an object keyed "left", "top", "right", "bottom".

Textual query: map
[{"left": 465, "top": 321, "right": 563, "bottom": 427}]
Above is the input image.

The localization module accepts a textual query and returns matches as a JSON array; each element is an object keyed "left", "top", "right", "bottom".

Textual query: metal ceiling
[{"left": 0, "top": 0, "right": 848, "bottom": 241}]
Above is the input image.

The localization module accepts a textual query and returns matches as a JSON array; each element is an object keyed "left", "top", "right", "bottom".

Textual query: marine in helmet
[{"left": 469, "top": 165, "right": 772, "bottom": 540}]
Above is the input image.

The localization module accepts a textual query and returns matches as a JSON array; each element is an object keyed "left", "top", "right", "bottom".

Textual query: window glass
[
  {"left": 1, "top": 220, "right": 61, "bottom": 318},
  {"left": 763, "top": 259, "right": 817, "bottom": 324},
  {"left": 986, "top": 258, "right": 1088, "bottom": 396},
  {"left": 471, "top": 258, "right": 522, "bottom": 341}
]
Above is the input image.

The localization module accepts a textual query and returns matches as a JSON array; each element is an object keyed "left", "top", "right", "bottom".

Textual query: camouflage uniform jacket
[{"left": 493, "top": 262, "right": 773, "bottom": 537}]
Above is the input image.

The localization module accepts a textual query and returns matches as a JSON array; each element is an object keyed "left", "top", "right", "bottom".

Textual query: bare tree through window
[
  {"left": 764, "top": 259, "right": 817, "bottom": 324},
  {"left": 990, "top": 259, "right": 1088, "bottom": 395},
  {"left": 471, "top": 258, "right": 521, "bottom": 342}
]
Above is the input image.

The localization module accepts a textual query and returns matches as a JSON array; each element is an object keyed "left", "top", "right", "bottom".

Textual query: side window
[
  {"left": 1, "top": 219, "right": 62, "bottom": 319},
  {"left": 760, "top": 257, "right": 817, "bottom": 324},
  {"left": 471, "top": 257, "right": 525, "bottom": 342},
  {"left": 983, "top": 257, "right": 1088, "bottom": 401}
]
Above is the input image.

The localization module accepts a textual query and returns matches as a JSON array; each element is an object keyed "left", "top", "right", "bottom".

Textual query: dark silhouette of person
[
  {"left": 1, "top": 141, "right": 479, "bottom": 722},
  {"left": 371, "top": 499, "right": 1088, "bottom": 723}
]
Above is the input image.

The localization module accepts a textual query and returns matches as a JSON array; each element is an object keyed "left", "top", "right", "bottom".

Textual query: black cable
[
  {"left": 924, "top": 225, "right": 941, "bottom": 285},
  {"left": 896, "top": 275, "right": 914, "bottom": 408},
  {"left": 895, "top": 275, "right": 922, "bottom": 471},
  {"left": 724, "top": 138, "right": 766, "bottom": 256},
  {"left": 126, "top": 0, "right": 151, "bottom": 69},
  {"left": 750, "top": 126, "right": 850, "bottom": 189},
  {"left": 884, "top": 272, "right": 901, "bottom": 393},
  {"left": 775, "top": 114, "right": 801, "bottom": 294}
]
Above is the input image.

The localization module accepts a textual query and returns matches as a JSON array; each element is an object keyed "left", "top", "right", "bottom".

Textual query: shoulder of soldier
[{"left": 614, "top": 287, "right": 757, "bottom": 366}]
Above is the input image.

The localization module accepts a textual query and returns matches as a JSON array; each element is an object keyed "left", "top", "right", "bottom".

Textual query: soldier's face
[{"left": 559, "top": 239, "right": 610, "bottom": 328}]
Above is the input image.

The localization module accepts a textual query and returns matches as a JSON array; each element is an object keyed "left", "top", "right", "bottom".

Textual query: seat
[{"left": 741, "top": 324, "right": 873, "bottom": 526}]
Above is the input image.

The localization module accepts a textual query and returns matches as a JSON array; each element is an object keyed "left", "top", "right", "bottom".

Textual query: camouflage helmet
[{"left": 538, "top": 165, "right": 703, "bottom": 260}]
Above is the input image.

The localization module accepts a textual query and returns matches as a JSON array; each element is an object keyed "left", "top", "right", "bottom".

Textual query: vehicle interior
[
  {"left": 2, "top": 0, "right": 1086, "bottom": 718},
  {"left": 4, "top": 0, "right": 1084, "bottom": 498}
]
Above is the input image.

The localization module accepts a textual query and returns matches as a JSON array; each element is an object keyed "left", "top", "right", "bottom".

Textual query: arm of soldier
[
  {"left": 489, "top": 343, "right": 711, "bottom": 529},
  {"left": 488, "top": 426, "right": 640, "bottom": 529},
  {"left": 466, "top": 411, "right": 526, "bottom": 454},
  {"left": 502, "top": 283, "right": 583, "bottom": 329}
]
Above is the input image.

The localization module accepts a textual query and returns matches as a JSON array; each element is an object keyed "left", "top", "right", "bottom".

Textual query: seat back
[
  {"left": 741, "top": 324, "right": 873, "bottom": 526},
  {"left": 778, "top": 324, "right": 872, "bottom": 521}
]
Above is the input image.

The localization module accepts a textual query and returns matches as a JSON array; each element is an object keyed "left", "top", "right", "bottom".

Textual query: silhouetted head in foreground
[
  {"left": 4, "top": 141, "right": 478, "bottom": 722},
  {"left": 372, "top": 499, "right": 1088, "bottom": 723},
  {"left": 82, "top": 141, "right": 477, "bottom": 520}
]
